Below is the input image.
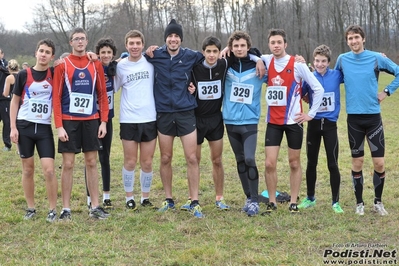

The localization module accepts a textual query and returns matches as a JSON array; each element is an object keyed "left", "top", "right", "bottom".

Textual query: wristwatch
[{"left": 384, "top": 88, "right": 390, "bottom": 96}]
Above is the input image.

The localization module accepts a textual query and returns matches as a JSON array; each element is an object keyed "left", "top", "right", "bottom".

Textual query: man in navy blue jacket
[{"left": 145, "top": 19, "right": 205, "bottom": 218}]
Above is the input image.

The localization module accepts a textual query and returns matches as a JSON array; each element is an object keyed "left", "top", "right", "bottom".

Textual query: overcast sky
[{"left": 0, "top": 0, "right": 39, "bottom": 32}]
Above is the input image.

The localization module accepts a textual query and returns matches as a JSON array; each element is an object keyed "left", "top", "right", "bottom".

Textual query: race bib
[
  {"left": 28, "top": 99, "right": 52, "bottom": 121},
  {"left": 266, "top": 86, "right": 287, "bottom": 106},
  {"left": 69, "top": 92, "right": 93, "bottom": 115},
  {"left": 198, "top": 80, "right": 222, "bottom": 100},
  {"left": 229, "top": 82, "right": 254, "bottom": 104},
  {"left": 318, "top": 92, "right": 335, "bottom": 112},
  {"left": 107, "top": 91, "right": 114, "bottom": 110}
]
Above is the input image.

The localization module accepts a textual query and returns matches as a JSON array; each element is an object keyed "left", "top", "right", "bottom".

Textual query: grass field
[{"left": 0, "top": 73, "right": 398, "bottom": 265}]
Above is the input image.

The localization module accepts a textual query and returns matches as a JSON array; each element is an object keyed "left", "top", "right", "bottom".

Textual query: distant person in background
[
  {"left": 2, "top": 59, "right": 19, "bottom": 98},
  {"left": 0, "top": 49, "right": 7, "bottom": 68},
  {"left": 0, "top": 48, "right": 12, "bottom": 151},
  {"left": 22, "top": 62, "right": 29, "bottom": 70}
]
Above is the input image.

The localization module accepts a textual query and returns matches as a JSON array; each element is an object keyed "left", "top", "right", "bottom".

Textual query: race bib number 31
[
  {"left": 230, "top": 82, "right": 254, "bottom": 104},
  {"left": 69, "top": 92, "right": 93, "bottom": 115}
]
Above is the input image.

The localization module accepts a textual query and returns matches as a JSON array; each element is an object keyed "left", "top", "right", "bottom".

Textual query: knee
[
  {"left": 265, "top": 159, "right": 276, "bottom": 172},
  {"left": 160, "top": 154, "right": 172, "bottom": 166},
  {"left": 244, "top": 157, "right": 256, "bottom": 167},
  {"left": 186, "top": 153, "right": 198, "bottom": 165},
  {"left": 212, "top": 156, "right": 223, "bottom": 168},
  {"left": 62, "top": 160, "right": 74, "bottom": 170},
  {"left": 289, "top": 158, "right": 301, "bottom": 170}
]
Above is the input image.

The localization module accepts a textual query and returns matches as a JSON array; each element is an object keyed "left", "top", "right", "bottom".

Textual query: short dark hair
[
  {"left": 227, "top": 31, "right": 252, "bottom": 50},
  {"left": 202, "top": 36, "right": 222, "bottom": 51},
  {"left": 95, "top": 37, "right": 117, "bottom": 56},
  {"left": 345, "top": 25, "right": 365, "bottom": 41},
  {"left": 69, "top": 27, "right": 87, "bottom": 41},
  {"left": 268, "top": 29, "right": 287, "bottom": 43},
  {"left": 36, "top": 38, "right": 56, "bottom": 55}
]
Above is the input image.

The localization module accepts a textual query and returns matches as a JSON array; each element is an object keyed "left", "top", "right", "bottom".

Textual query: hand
[
  {"left": 98, "top": 122, "right": 107, "bottom": 138},
  {"left": 220, "top": 47, "right": 230, "bottom": 58},
  {"left": 294, "top": 54, "right": 306, "bottom": 63},
  {"left": 57, "top": 127, "right": 69, "bottom": 142},
  {"left": 145, "top": 45, "right": 159, "bottom": 58},
  {"left": 302, "top": 93, "right": 309, "bottom": 103},
  {"left": 256, "top": 59, "right": 266, "bottom": 78},
  {"left": 87, "top": 52, "right": 98, "bottom": 61},
  {"left": 188, "top": 82, "right": 196, "bottom": 94},
  {"left": 294, "top": 112, "right": 312, "bottom": 124},
  {"left": 378, "top": 91, "right": 388, "bottom": 103},
  {"left": 10, "top": 127, "right": 19, "bottom": 144},
  {"left": 53, "top": 58, "right": 64, "bottom": 67}
]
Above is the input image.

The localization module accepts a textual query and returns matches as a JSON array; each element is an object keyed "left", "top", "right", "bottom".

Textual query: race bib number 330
[{"left": 266, "top": 86, "right": 287, "bottom": 106}]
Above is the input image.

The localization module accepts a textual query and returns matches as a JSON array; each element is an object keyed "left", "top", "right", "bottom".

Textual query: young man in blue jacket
[{"left": 145, "top": 19, "right": 205, "bottom": 218}]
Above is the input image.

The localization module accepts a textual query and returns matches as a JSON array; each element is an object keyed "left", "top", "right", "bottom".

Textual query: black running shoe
[
  {"left": 126, "top": 199, "right": 137, "bottom": 211},
  {"left": 141, "top": 199, "right": 157, "bottom": 209}
]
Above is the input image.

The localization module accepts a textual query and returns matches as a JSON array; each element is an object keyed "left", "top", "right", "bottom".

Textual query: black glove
[
  {"left": 107, "top": 60, "right": 117, "bottom": 76},
  {"left": 249, "top": 47, "right": 262, "bottom": 57}
]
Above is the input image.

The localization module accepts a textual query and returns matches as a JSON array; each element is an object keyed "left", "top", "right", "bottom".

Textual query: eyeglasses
[{"left": 71, "top": 37, "right": 86, "bottom": 42}]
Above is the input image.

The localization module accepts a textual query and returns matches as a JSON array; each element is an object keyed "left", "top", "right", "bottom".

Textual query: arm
[
  {"left": 95, "top": 61, "right": 109, "bottom": 138},
  {"left": 52, "top": 64, "right": 69, "bottom": 142},
  {"left": 2, "top": 75, "right": 14, "bottom": 97},
  {"left": 294, "top": 63, "right": 324, "bottom": 123},
  {"left": 9, "top": 95, "right": 20, "bottom": 144},
  {"left": 377, "top": 55, "right": 399, "bottom": 102}
]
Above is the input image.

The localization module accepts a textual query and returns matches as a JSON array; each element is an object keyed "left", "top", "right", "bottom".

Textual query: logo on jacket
[
  {"left": 79, "top": 72, "right": 86, "bottom": 79},
  {"left": 271, "top": 75, "right": 284, "bottom": 86},
  {"left": 286, "top": 69, "right": 292, "bottom": 74},
  {"left": 43, "top": 85, "right": 49, "bottom": 89}
]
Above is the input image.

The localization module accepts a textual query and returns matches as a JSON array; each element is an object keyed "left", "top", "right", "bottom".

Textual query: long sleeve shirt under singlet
[
  {"left": 52, "top": 54, "right": 109, "bottom": 128},
  {"left": 335, "top": 49, "right": 399, "bottom": 114},
  {"left": 261, "top": 54, "right": 324, "bottom": 125}
]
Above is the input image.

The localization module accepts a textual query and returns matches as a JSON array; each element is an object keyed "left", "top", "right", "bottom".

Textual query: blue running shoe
[
  {"left": 180, "top": 199, "right": 191, "bottom": 211},
  {"left": 158, "top": 200, "right": 175, "bottom": 212},
  {"left": 242, "top": 198, "right": 251, "bottom": 212},
  {"left": 246, "top": 202, "right": 259, "bottom": 217},
  {"left": 190, "top": 204, "right": 204, "bottom": 218},
  {"left": 215, "top": 200, "right": 230, "bottom": 210}
]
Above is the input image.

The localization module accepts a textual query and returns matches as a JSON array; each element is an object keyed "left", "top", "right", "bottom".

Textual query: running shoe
[
  {"left": 298, "top": 198, "right": 316, "bottom": 209},
  {"left": 59, "top": 209, "right": 72, "bottom": 221},
  {"left": 289, "top": 203, "right": 300, "bottom": 214},
  {"left": 46, "top": 209, "right": 57, "bottom": 223},
  {"left": 89, "top": 206, "right": 110, "bottom": 219},
  {"left": 261, "top": 202, "right": 277, "bottom": 216},
  {"left": 24, "top": 208, "right": 36, "bottom": 220},
  {"left": 180, "top": 199, "right": 192, "bottom": 211},
  {"left": 141, "top": 199, "right": 157, "bottom": 209},
  {"left": 355, "top": 202, "right": 364, "bottom": 215},
  {"left": 242, "top": 198, "right": 251, "bottom": 212},
  {"left": 332, "top": 202, "right": 344, "bottom": 213},
  {"left": 373, "top": 202, "right": 388, "bottom": 216},
  {"left": 158, "top": 200, "right": 176, "bottom": 212},
  {"left": 103, "top": 199, "right": 114, "bottom": 210},
  {"left": 215, "top": 200, "right": 230, "bottom": 210},
  {"left": 190, "top": 204, "right": 204, "bottom": 218},
  {"left": 126, "top": 199, "right": 138, "bottom": 211},
  {"left": 246, "top": 202, "right": 259, "bottom": 217}
]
